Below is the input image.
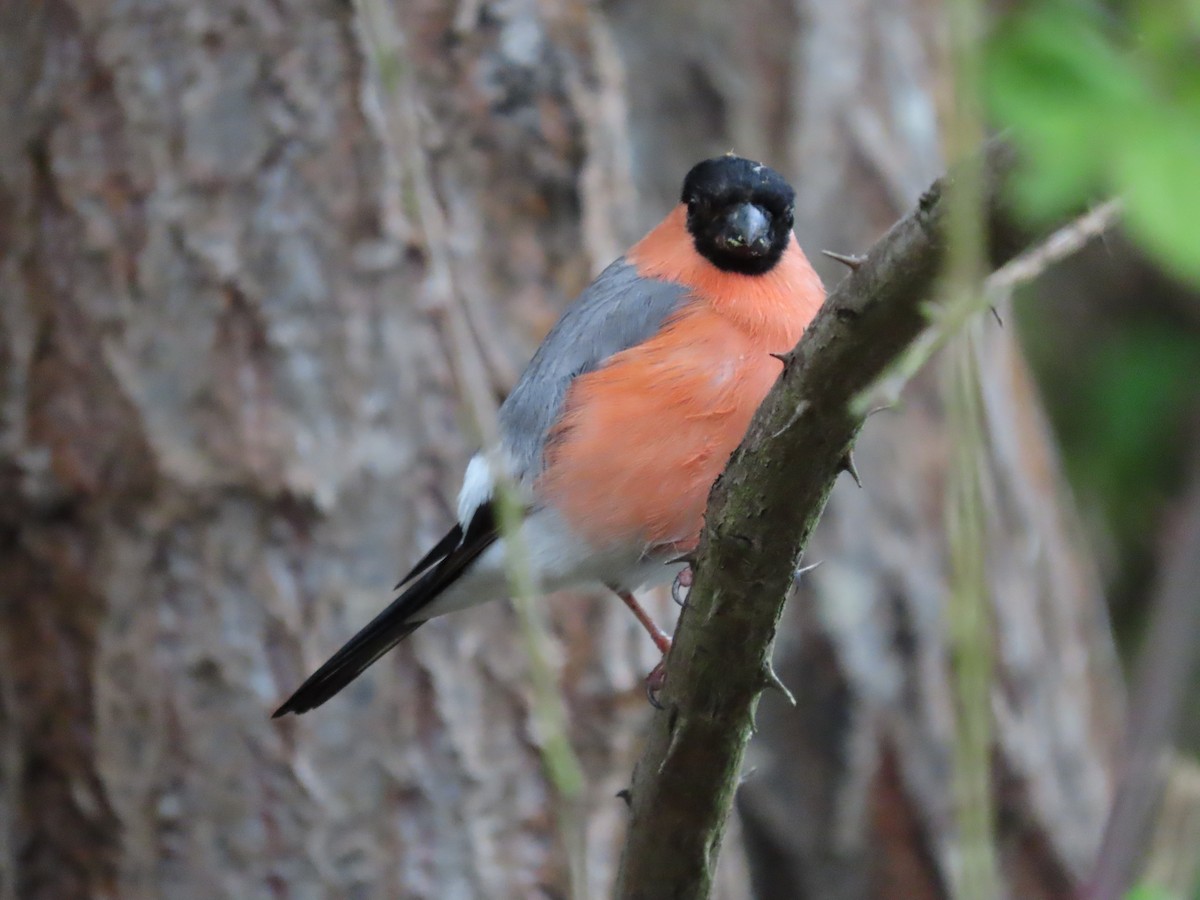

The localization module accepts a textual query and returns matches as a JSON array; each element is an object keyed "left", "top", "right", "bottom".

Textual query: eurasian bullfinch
[{"left": 273, "top": 155, "right": 825, "bottom": 716}]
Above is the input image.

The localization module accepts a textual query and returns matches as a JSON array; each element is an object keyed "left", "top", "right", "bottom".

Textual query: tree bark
[{"left": 0, "top": 1, "right": 688, "bottom": 897}]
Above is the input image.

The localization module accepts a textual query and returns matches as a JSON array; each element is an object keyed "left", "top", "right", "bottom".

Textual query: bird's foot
[
  {"left": 671, "top": 565, "right": 693, "bottom": 606},
  {"left": 608, "top": 586, "right": 673, "bottom": 708},
  {"left": 645, "top": 657, "right": 668, "bottom": 709}
]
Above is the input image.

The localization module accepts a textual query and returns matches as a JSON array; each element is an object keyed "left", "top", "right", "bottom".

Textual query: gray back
[{"left": 499, "top": 258, "right": 689, "bottom": 481}]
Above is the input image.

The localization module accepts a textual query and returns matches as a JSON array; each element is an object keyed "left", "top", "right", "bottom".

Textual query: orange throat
[{"left": 625, "top": 204, "right": 825, "bottom": 351}]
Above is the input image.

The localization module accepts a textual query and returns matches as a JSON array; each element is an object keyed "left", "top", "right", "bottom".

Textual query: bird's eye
[{"left": 769, "top": 203, "right": 793, "bottom": 227}]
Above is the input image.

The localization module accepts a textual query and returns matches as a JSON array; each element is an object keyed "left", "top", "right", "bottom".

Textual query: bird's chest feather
[{"left": 537, "top": 304, "right": 793, "bottom": 550}]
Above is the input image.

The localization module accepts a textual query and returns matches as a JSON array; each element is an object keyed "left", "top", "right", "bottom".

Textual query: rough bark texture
[
  {"left": 0, "top": 1, "right": 685, "bottom": 897},
  {"left": 0, "top": 0, "right": 1121, "bottom": 898}
]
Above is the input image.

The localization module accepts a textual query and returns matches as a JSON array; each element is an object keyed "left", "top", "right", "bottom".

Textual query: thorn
[
  {"left": 738, "top": 767, "right": 759, "bottom": 786},
  {"left": 865, "top": 404, "right": 895, "bottom": 419},
  {"left": 837, "top": 450, "right": 862, "bottom": 488},
  {"left": 918, "top": 184, "right": 940, "bottom": 215},
  {"left": 616, "top": 788, "right": 632, "bottom": 808},
  {"left": 770, "top": 399, "right": 810, "bottom": 440},
  {"left": 989, "top": 305, "right": 1004, "bottom": 327},
  {"left": 762, "top": 664, "right": 797, "bottom": 707},
  {"left": 793, "top": 559, "right": 823, "bottom": 582},
  {"left": 821, "top": 249, "right": 866, "bottom": 270},
  {"left": 769, "top": 351, "right": 790, "bottom": 366},
  {"left": 665, "top": 552, "right": 695, "bottom": 568}
]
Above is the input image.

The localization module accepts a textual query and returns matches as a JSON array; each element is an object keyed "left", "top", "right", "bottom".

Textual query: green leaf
[
  {"left": 985, "top": 3, "right": 1142, "bottom": 217},
  {"left": 1125, "top": 885, "right": 1176, "bottom": 900},
  {"left": 985, "top": 0, "right": 1200, "bottom": 286},
  {"left": 1116, "top": 113, "right": 1200, "bottom": 282}
]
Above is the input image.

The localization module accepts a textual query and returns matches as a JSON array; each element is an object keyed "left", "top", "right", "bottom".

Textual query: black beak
[{"left": 715, "top": 203, "right": 771, "bottom": 258}]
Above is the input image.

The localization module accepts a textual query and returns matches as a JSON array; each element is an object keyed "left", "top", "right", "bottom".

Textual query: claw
[
  {"left": 645, "top": 659, "right": 668, "bottom": 709},
  {"left": 671, "top": 565, "right": 694, "bottom": 607},
  {"left": 646, "top": 682, "right": 664, "bottom": 710}
]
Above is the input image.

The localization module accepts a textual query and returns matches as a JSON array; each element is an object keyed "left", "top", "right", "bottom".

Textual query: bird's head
[{"left": 681, "top": 155, "right": 796, "bottom": 276}]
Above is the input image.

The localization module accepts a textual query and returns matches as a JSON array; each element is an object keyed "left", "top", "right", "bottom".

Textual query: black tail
[
  {"left": 271, "top": 596, "right": 427, "bottom": 717},
  {"left": 272, "top": 505, "right": 499, "bottom": 717}
]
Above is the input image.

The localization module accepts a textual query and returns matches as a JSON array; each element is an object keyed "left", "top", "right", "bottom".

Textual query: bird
[{"left": 273, "top": 154, "right": 825, "bottom": 717}]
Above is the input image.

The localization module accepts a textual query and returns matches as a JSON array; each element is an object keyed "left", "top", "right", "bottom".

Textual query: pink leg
[
  {"left": 612, "top": 588, "right": 672, "bottom": 708},
  {"left": 614, "top": 588, "right": 672, "bottom": 654}
]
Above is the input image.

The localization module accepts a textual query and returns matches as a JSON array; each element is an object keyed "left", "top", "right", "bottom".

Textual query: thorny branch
[{"left": 614, "top": 140, "right": 1120, "bottom": 899}]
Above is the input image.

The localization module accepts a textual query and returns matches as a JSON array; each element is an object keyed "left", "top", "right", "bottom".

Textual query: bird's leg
[
  {"left": 614, "top": 589, "right": 672, "bottom": 654},
  {"left": 612, "top": 587, "right": 672, "bottom": 708}
]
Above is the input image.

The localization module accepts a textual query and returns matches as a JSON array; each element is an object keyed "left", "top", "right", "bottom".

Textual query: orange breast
[
  {"left": 537, "top": 309, "right": 775, "bottom": 549},
  {"left": 540, "top": 207, "right": 820, "bottom": 554},
  {"left": 538, "top": 216, "right": 824, "bottom": 551}
]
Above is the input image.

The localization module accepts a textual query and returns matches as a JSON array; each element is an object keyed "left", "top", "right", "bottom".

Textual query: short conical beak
[{"left": 714, "top": 203, "right": 771, "bottom": 258}]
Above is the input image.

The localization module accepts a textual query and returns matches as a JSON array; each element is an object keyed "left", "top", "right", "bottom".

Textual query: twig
[
  {"left": 940, "top": 0, "right": 1000, "bottom": 891},
  {"left": 986, "top": 199, "right": 1122, "bottom": 298},
  {"left": 945, "top": 325, "right": 998, "bottom": 900},
  {"left": 855, "top": 199, "right": 1122, "bottom": 416}
]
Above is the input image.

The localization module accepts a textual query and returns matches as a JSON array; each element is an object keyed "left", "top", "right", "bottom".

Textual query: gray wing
[{"left": 498, "top": 257, "right": 689, "bottom": 481}]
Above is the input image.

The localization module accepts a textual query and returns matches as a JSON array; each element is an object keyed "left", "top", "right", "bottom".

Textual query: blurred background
[{"left": 1, "top": 0, "right": 1198, "bottom": 898}]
